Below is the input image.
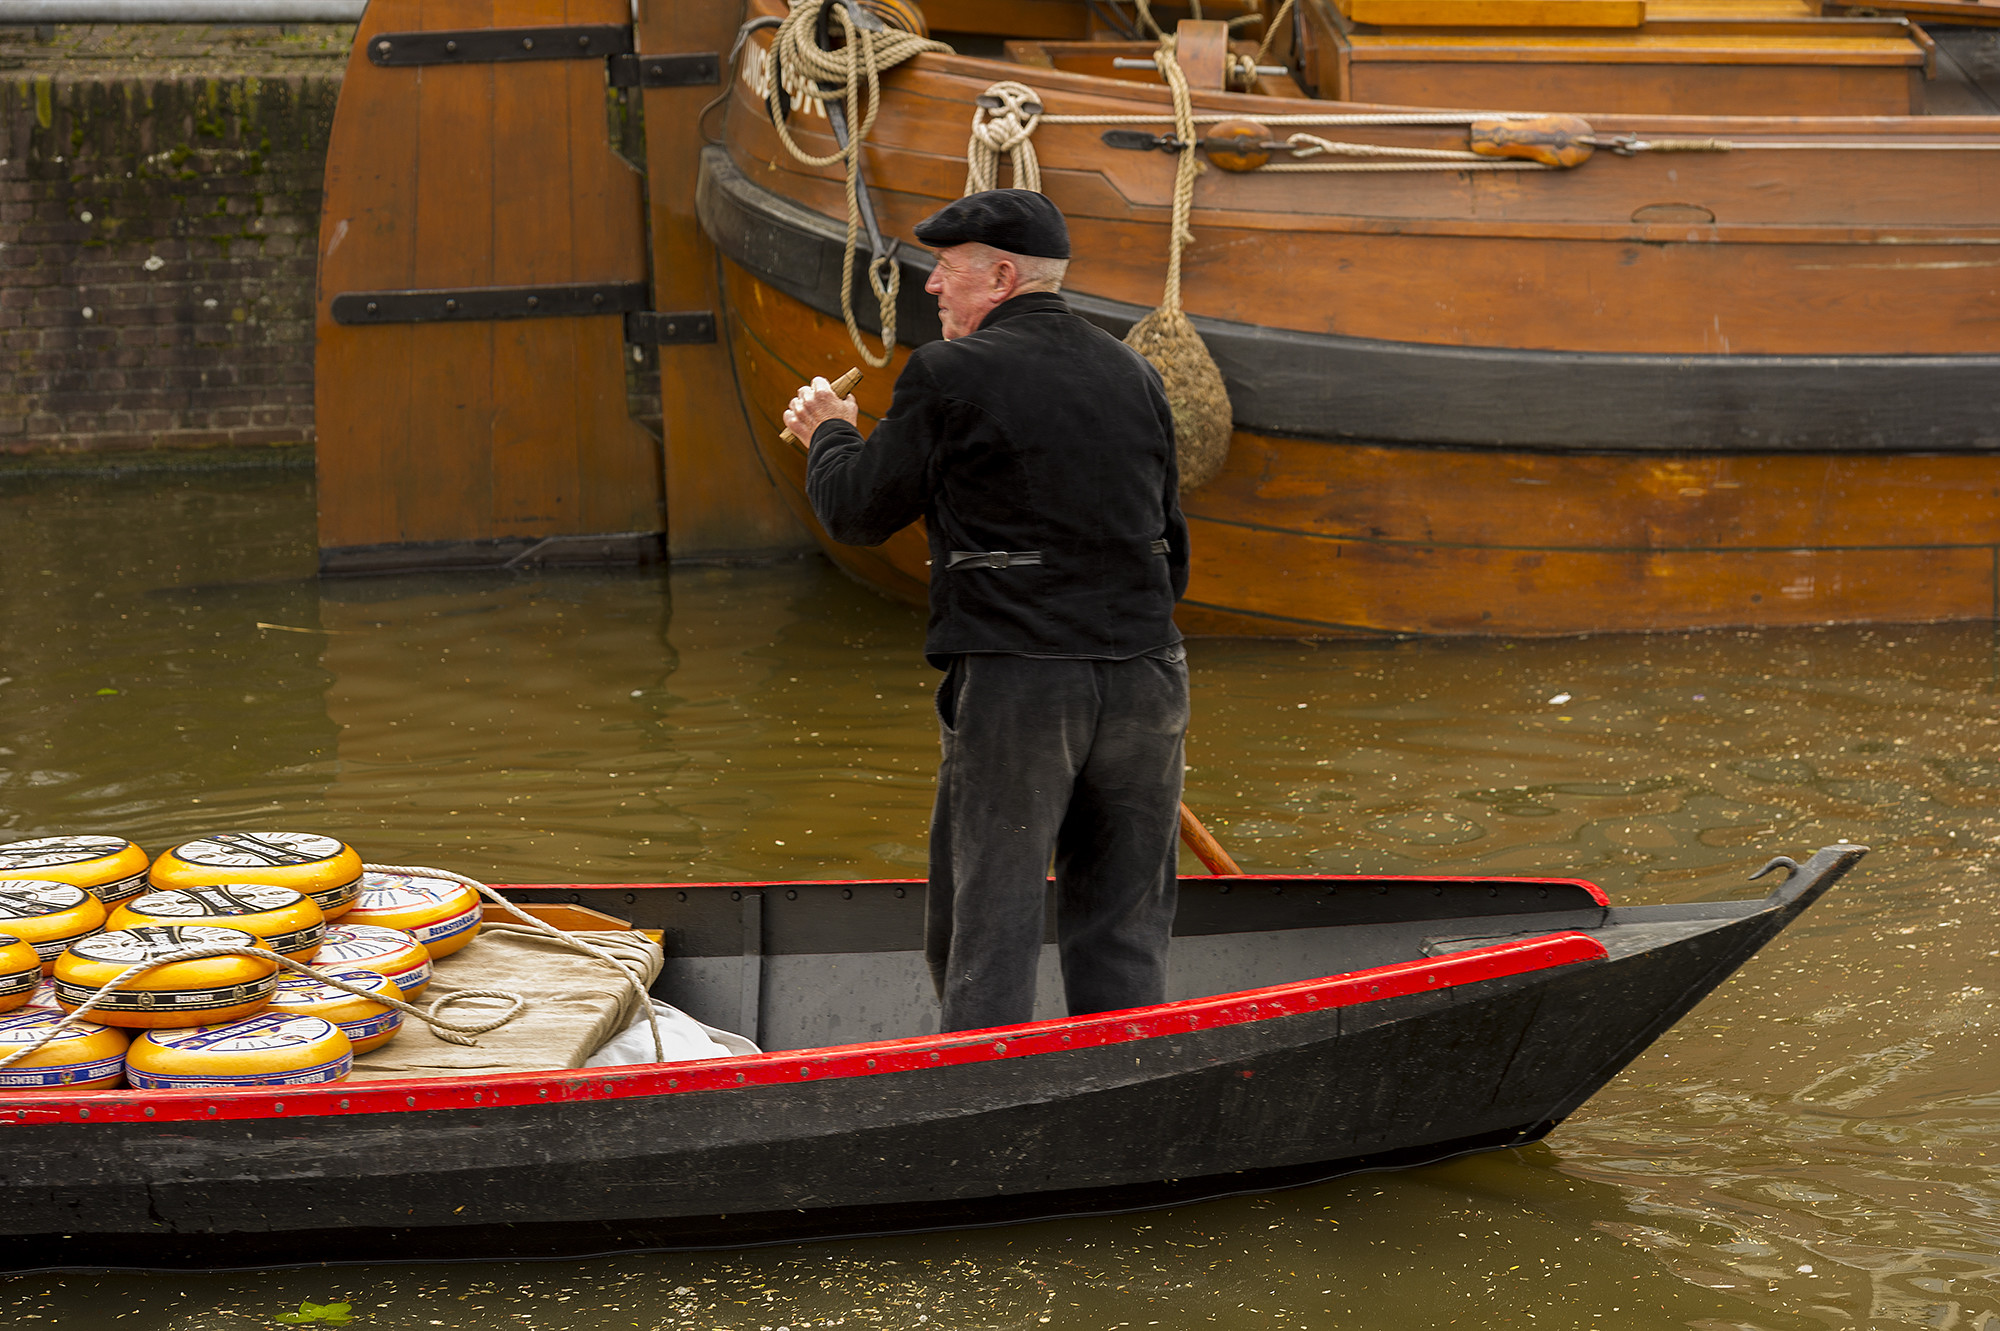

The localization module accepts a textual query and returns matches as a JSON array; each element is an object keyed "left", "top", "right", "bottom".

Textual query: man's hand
[{"left": 784, "top": 376, "right": 861, "bottom": 447}]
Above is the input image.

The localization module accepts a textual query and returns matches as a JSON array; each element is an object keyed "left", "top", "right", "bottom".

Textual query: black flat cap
[{"left": 913, "top": 189, "right": 1070, "bottom": 259}]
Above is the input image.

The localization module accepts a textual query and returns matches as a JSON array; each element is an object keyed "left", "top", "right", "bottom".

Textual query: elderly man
[{"left": 784, "top": 189, "right": 1190, "bottom": 1034}]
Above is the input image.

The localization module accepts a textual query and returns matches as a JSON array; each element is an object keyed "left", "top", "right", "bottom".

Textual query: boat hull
[
  {"left": 696, "top": 18, "right": 2000, "bottom": 637},
  {"left": 0, "top": 851, "right": 1865, "bottom": 1272}
]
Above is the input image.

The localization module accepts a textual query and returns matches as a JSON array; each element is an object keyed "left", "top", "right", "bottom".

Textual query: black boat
[{"left": 0, "top": 843, "right": 1865, "bottom": 1272}]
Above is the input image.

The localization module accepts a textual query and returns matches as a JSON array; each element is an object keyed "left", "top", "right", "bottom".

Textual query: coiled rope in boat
[
  {"left": 0, "top": 862, "right": 668, "bottom": 1074},
  {"left": 1121, "top": 35, "right": 1234, "bottom": 491},
  {"left": 764, "top": 0, "right": 953, "bottom": 368}
]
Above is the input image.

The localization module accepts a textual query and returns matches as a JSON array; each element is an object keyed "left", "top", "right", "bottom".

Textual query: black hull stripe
[
  {"left": 696, "top": 146, "right": 2000, "bottom": 454},
  {"left": 0, "top": 1122, "right": 1548, "bottom": 1273}
]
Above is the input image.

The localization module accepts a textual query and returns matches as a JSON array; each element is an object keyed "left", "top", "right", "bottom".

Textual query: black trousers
[{"left": 926, "top": 649, "right": 1189, "bottom": 1033}]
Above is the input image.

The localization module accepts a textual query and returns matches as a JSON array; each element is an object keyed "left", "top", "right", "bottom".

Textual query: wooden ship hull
[
  {"left": 305, "top": 0, "right": 1999, "bottom": 634},
  {"left": 699, "top": 0, "right": 2000, "bottom": 636},
  {"left": 0, "top": 846, "right": 1864, "bottom": 1271}
]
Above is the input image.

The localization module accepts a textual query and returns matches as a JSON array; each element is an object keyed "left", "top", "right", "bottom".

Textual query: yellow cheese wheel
[
  {"left": 110, "top": 885, "right": 325, "bottom": 961},
  {"left": 149, "top": 833, "right": 362, "bottom": 920},
  {"left": 126, "top": 1013, "right": 353, "bottom": 1089},
  {"left": 0, "top": 1008, "right": 128, "bottom": 1089},
  {"left": 0, "top": 835, "right": 150, "bottom": 907},
  {"left": 54, "top": 925, "right": 277, "bottom": 1029},
  {"left": 311, "top": 924, "right": 432, "bottom": 999},
  {"left": 0, "top": 935, "right": 42, "bottom": 1014},
  {"left": 268, "top": 968, "right": 404, "bottom": 1054},
  {"left": 341, "top": 872, "right": 481, "bottom": 960},
  {"left": 0, "top": 881, "right": 108, "bottom": 972}
]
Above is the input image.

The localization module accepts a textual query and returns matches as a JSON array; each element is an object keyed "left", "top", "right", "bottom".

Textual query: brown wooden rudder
[{"left": 314, "top": 0, "right": 662, "bottom": 574}]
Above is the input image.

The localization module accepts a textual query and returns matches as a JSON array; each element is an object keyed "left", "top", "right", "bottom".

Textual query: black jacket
[{"left": 807, "top": 292, "right": 1189, "bottom": 665}]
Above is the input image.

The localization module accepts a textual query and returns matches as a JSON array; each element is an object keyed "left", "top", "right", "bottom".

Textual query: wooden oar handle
[
  {"left": 1178, "top": 801, "right": 1242, "bottom": 876},
  {"left": 779, "top": 367, "right": 864, "bottom": 447}
]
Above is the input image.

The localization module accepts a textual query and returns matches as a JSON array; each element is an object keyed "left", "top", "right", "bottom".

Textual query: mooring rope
[
  {"left": 1254, "top": 0, "right": 1296, "bottom": 66},
  {"left": 1157, "top": 36, "right": 1200, "bottom": 319},
  {"left": 764, "top": 0, "right": 953, "bottom": 368}
]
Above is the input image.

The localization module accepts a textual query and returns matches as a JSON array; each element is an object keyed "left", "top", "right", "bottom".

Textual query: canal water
[{"left": 0, "top": 468, "right": 1994, "bottom": 1330}]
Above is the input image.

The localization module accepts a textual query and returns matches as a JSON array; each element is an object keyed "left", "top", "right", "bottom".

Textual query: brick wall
[{"left": 0, "top": 24, "right": 349, "bottom": 462}]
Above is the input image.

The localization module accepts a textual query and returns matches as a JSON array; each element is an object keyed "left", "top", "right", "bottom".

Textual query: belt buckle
[{"left": 989, "top": 550, "right": 1009, "bottom": 569}]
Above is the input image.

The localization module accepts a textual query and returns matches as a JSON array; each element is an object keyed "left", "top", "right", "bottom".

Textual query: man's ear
[{"left": 990, "top": 258, "right": 1018, "bottom": 296}]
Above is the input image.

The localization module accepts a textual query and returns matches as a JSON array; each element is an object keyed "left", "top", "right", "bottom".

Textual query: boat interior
[
  {"left": 900, "top": 0, "right": 2000, "bottom": 116},
  {"left": 497, "top": 874, "right": 1756, "bottom": 1055}
]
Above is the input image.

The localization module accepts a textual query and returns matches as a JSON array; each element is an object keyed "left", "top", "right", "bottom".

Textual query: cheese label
[
  {"left": 0, "top": 881, "right": 91, "bottom": 918},
  {"left": 273, "top": 969, "right": 397, "bottom": 1005},
  {"left": 169, "top": 832, "right": 344, "bottom": 868},
  {"left": 355, "top": 873, "right": 463, "bottom": 909},
  {"left": 314, "top": 924, "right": 432, "bottom": 990},
  {"left": 126, "top": 1013, "right": 352, "bottom": 1088},
  {"left": 54, "top": 976, "right": 272, "bottom": 1011},
  {"left": 0, "top": 836, "right": 130, "bottom": 870},
  {"left": 147, "top": 1011, "right": 329, "bottom": 1052},
  {"left": 0, "top": 1009, "right": 127, "bottom": 1086},
  {"left": 306, "top": 879, "right": 362, "bottom": 912},
  {"left": 0, "top": 1009, "right": 113, "bottom": 1042},
  {"left": 67, "top": 924, "right": 257, "bottom": 965},
  {"left": 125, "top": 885, "right": 301, "bottom": 916}
]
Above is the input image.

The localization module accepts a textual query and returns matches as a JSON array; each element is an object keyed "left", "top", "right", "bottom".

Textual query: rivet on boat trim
[
  {"left": 339, "top": 1099, "right": 349, "bottom": 1109},
  {"left": 735, "top": 1072, "right": 745, "bottom": 1083},
  {"left": 405, "top": 1096, "right": 415, "bottom": 1107},
  {"left": 669, "top": 1079, "right": 678, "bottom": 1088},
  {"left": 992, "top": 1041, "right": 1006, "bottom": 1053},
  {"left": 143, "top": 1107, "right": 154, "bottom": 1117}
]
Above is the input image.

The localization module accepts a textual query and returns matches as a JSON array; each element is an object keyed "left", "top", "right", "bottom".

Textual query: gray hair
[{"left": 956, "top": 241, "right": 1069, "bottom": 293}]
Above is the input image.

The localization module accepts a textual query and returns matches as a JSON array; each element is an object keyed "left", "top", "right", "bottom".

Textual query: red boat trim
[
  {"left": 0, "top": 931, "right": 1606, "bottom": 1127},
  {"left": 514, "top": 874, "right": 1612, "bottom": 907}
]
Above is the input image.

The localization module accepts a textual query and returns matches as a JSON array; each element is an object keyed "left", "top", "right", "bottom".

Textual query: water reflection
[{"left": 0, "top": 470, "right": 1995, "bottom": 1329}]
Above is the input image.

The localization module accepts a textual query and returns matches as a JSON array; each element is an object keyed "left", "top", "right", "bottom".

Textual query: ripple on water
[{"left": 0, "top": 473, "right": 1997, "bottom": 1328}]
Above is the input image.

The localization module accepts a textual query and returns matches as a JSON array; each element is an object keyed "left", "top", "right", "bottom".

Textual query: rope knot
[{"left": 965, "top": 81, "right": 1045, "bottom": 194}]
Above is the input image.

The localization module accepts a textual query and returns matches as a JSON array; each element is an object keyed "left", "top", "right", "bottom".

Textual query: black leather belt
[
  {"left": 947, "top": 550, "right": 1042, "bottom": 570},
  {"left": 945, "top": 539, "right": 1170, "bottom": 571}
]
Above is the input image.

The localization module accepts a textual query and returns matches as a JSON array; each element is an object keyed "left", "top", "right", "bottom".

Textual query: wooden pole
[
  {"left": 779, "top": 367, "right": 864, "bottom": 448},
  {"left": 1178, "top": 801, "right": 1242, "bottom": 876}
]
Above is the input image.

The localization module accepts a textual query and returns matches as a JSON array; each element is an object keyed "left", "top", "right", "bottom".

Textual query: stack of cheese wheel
[
  {"left": 312, "top": 923, "right": 432, "bottom": 999},
  {"left": 342, "top": 871, "right": 481, "bottom": 960},
  {"left": 111, "top": 885, "right": 325, "bottom": 961},
  {"left": 268, "top": 968, "right": 404, "bottom": 1053},
  {"left": 126, "top": 1012, "right": 352, "bottom": 1089},
  {"left": 149, "top": 832, "right": 362, "bottom": 920},
  {"left": 0, "top": 1008, "right": 127, "bottom": 1089},
  {"left": 0, "top": 835, "right": 150, "bottom": 907},
  {"left": 0, "top": 936, "right": 42, "bottom": 1014},
  {"left": 0, "top": 881, "right": 106, "bottom": 972},
  {"left": 53, "top": 926, "right": 276, "bottom": 1028}
]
